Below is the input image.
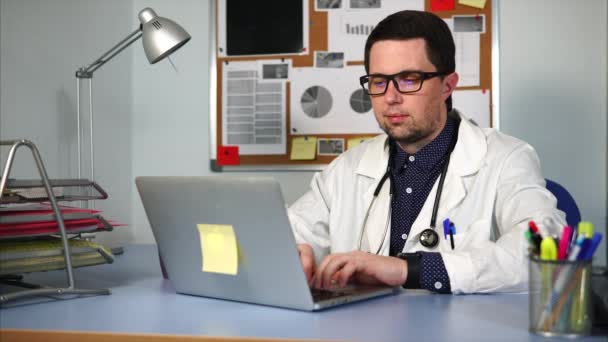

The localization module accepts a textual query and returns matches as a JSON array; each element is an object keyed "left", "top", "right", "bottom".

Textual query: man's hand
[
  {"left": 312, "top": 251, "right": 408, "bottom": 289},
  {"left": 296, "top": 243, "right": 316, "bottom": 285}
]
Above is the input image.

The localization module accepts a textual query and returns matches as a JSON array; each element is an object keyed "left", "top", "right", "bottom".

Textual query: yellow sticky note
[
  {"left": 290, "top": 136, "right": 317, "bottom": 160},
  {"left": 197, "top": 224, "right": 238, "bottom": 275},
  {"left": 458, "top": 0, "right": 487, "bottom": 9},
  {"left": 347, "top": 136, "right": 374, "bottom": 150}
]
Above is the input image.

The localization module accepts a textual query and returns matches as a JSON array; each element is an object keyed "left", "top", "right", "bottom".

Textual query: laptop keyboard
[{"left": 311, "top": 288, "right": 353, "bottom": 301}]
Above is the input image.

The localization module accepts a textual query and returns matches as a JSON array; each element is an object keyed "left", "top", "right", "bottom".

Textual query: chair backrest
[{"left": 545, "top": 179, "right": 581, "bottom": 228}]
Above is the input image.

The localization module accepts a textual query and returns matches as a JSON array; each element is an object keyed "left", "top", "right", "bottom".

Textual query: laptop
[{"left": 135, "top": 176, "right": 398, "bottom": 311}]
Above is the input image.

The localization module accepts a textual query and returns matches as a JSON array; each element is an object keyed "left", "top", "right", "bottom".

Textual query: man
[{"left": 288, "top": 10, "right": 564, "bottom": 294}]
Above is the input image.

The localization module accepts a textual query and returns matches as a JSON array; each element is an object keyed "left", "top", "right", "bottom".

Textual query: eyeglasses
[{"left": 359, "top": 70, "right": 449, "bottom": 96}]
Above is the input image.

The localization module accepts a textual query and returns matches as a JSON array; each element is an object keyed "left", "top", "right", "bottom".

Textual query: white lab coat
[{"left": 288, "top": 111, "right": 565, "bottom": 294}]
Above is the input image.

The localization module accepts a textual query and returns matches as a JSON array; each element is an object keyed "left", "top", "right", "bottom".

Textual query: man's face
[{"left": 368, "top": 38, "right": 457, "bottom": 151}]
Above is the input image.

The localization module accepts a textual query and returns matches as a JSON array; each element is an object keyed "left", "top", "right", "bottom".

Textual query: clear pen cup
[{"left": 529, "top": 256, "right": 593, "bottom": 337}]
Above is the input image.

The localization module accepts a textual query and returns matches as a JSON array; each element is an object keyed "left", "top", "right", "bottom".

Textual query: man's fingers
[
  {"left": 318, "top": 255, "right": 353, "bottom": 289},
  {"left": 303, "top": 261, "right": 315, "bottom": 283},
  {"left": 311, "top": 251, "right": 406, "bottom": 289},
  {"left": 337, "top": 262, "right": 357, "bottom": 287},
  {"left": 296, "top": 244, "right": 316, "bottom": 283},
  {"left": 313, "top": 254, "right": 332, "bottom": 289},
  {"left": 322, "top": 257, "right": 345, "bottom": 289}
]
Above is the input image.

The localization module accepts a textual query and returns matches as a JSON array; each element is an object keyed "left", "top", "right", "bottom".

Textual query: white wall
[
  {"left": 0, "top": 0, "right": 134, "bottom": 245},
  {"left": 499, "top": 0, "right": 607, "bottom": 265}
]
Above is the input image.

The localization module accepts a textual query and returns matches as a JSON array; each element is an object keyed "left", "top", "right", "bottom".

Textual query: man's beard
[{"left": 380, "top": 123, "right": 430, "bottom": 146}]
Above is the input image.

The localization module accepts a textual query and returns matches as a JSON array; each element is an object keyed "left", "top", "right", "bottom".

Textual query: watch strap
[{"left": 396, "top": 252, "right": 422, "bottom": 288}]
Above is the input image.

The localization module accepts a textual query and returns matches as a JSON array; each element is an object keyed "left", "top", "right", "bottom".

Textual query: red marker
[
  {"left": 528, "top": 221, "right": 540, "bottom": 234},
  {"left": 557, "top": 226, "right": 572, "bottom": 260}
]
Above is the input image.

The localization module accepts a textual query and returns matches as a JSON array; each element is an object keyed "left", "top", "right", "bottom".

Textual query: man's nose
[{"left": 384, "top": 80, "right": 402, "bottom": 104}]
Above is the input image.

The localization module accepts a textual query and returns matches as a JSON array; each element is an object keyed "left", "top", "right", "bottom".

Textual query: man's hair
[{"left": 364, "top": 10, "right": 456, "bottom": 110}]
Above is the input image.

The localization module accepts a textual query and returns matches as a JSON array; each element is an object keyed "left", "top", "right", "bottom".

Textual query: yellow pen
[
  {"left": 539, "top": 236, "right": 557, "bottom": 321},
  {"left": 570, "top": 221, "right": 594, "bottom": 332},
  {"left": 577, "top": 221, "right": 593, "bottom": 238}
]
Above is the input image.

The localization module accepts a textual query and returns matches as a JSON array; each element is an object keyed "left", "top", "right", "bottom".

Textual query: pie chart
[
  {"left": 301, "top": 86, "right": 332, "bottom": 118},
  {"left": 350, "top": 89, "right": 372, "bottom": 113}
]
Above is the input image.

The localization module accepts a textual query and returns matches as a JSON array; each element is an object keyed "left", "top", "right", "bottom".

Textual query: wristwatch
[{"left": 396, "top": 252, "right": 422, "bottom": 289}]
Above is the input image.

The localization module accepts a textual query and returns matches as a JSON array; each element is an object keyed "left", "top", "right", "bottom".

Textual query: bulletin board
[{"left": 211, "top": 0, "right": 493, "bottom": 169}]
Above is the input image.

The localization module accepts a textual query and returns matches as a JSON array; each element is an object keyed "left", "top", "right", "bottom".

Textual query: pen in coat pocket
[{"left": 442, "top": 218, "right": 456, "bottom": 250}]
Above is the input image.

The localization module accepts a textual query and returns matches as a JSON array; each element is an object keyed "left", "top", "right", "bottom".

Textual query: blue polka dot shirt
[{"left": 389, "top": 116, "right": 457, "bottom": 294}]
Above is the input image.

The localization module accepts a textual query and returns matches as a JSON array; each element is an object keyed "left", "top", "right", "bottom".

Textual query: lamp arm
[{"left": 76, "top": 27, "right": 142, "bottom": 78}]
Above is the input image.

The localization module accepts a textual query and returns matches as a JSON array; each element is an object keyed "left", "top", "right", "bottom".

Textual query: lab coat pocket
[
  {"left": 444, "top": 219, "right": 490, "bottom": 252},
  {"left": 441, "top": 230, "right": 468, "bottom": 252},
  {"left": 449, "top": 233, "right": 468, "bottom": 251},
  {"left": 460, "top": 219, "right": 491, "bottom": 248}
]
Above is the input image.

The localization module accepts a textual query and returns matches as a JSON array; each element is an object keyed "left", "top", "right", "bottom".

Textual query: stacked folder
[
  {"left": 0, "top": 238, "right": 114, "bottom": 275},
  {"left": 0, "top": 203, "right": 120, "bottom": 274},
  {"left": 0, "top": 203, "right": 115, "bottom": 238}
]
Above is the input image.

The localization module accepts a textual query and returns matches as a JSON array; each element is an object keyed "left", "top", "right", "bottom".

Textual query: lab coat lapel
[
  {"left": 437, "top": 172, "right": 467, "bottom": 220},
  {"left": 404, "top": 113, "right": 486, "bottom": 252},
  {"left": 435, "top": 113, "right": 487, "bottom": 218},
  {"left": 362, "top": 178, "right": 391, "bottom": 254},
  {"left": 355, "top": 135, "right": 391, "bottom": 255}
]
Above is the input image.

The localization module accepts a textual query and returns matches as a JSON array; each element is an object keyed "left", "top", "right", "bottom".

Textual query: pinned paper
[
  {"left": 347, "top": 136, "right": 374, "bottom": 150},
  {"left": 458, "top": 0, "right": 487, "bottom": 9},
  {"left": 290, "top": 136, "right": 317, "bottom": 160},
  {"left": 197, "top": 224, "right": 238, "bottom": 275},
  {"left": 217, "top": 146, "right": 240, "bottom": 166},
  {"left": 431, "top": 0, "right": 455, "bottom": 11}
]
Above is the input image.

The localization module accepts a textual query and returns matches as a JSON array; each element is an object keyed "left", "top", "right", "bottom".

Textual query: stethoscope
[{"left": 357, "top": 117, "right": 461, "bottom": 254}]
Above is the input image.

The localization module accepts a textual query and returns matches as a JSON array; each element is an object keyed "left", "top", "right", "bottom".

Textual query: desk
[{"left": 0, "top": 245, "right": 604, "bottom": 342}]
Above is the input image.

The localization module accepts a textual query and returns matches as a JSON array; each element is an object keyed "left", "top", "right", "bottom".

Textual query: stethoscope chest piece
[{"left": 419, "top": 228, "right": 440, "bottom": 248}]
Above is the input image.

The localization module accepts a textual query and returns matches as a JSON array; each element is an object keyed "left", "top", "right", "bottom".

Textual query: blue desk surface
[{"left": 0, "top": 245, "right": 604, "bottom": 342}]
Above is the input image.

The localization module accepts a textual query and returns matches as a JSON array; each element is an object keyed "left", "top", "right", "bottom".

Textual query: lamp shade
[{"left": 138, "top": 8, "right": 191, "bottom": 64}]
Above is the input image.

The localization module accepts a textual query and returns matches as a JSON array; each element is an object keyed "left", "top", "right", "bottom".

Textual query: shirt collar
[
  {"left": 355, "top": 109, "right": 486, "bottom": 180},
  {"left": 391, "top": 115, "right": 457, "bottom": 173}
]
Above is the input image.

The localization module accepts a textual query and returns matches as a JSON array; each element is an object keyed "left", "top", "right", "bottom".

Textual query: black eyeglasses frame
[{"left": 359, "top": 70, "right": 450, "bottom": 96}]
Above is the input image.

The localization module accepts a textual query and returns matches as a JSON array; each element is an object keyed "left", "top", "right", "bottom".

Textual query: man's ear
[{"left": 442, "top": 72, "right": 459, "bottom": 101}]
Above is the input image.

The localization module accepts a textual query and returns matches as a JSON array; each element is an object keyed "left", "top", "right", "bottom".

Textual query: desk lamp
[{"left": 75, "top": 8, "right": 191, "bottom": 181}]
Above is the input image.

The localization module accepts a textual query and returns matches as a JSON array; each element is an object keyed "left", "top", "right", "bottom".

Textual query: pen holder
[{"left": 529, "top": 256, "right": 593, "bottom": 337}]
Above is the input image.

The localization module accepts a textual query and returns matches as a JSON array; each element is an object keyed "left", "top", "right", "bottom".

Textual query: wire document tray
[
  {"left": 1, "top": 179, "right": 108, "bottom": 204},
  {"left": 0, "top": 139, "right": 111, "bottom": 304}
]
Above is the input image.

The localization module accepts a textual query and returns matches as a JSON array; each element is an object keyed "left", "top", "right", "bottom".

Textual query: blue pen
[
  {"left": 443, "top": 218, "right": 450, "bottom": 239},
  {"left": 448, "top": 221, "right": 456, "bottom": 250},
  {"left": 567, "top": 235, "right": 586, "bottom": 261},
  {"left": 581, "top": 232, "right": 603, "bottom": 260},
  {"left": 576, "top": 239, "right": 592, "bottom": 261}
]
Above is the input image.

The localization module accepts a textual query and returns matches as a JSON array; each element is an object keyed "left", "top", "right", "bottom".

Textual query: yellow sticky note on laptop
[
  {"left": 458, "top": 0, "right": 487, "bottom": 9},
  {"left": 197, "top": 224, "right": 238, "bottom": 275},
  {"left": 290, "top": 136, "right": 317, "bottom": 160}
]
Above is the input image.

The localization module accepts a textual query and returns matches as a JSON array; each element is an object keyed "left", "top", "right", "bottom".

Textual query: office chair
[{"left": 545, "top": 178, "right": 581, "bottom": 229}]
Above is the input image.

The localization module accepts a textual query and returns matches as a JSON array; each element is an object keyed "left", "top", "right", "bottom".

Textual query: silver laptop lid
[{"left": 136, "top": 176, "right": 315, "bottom": 310}]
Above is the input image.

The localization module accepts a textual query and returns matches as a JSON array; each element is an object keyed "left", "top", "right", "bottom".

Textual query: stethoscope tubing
[{"left": 357, "top": 116, "right": 461, "bottom": 254}]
